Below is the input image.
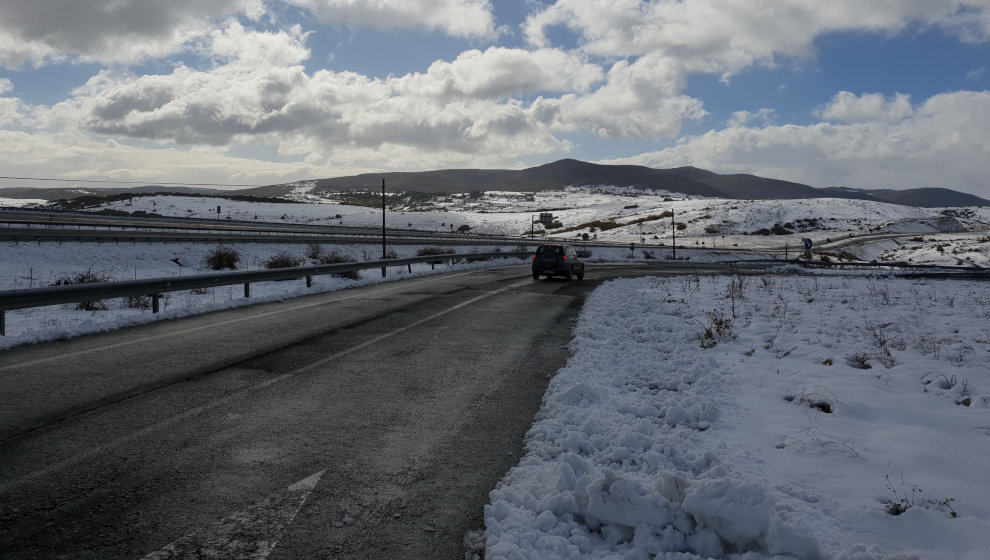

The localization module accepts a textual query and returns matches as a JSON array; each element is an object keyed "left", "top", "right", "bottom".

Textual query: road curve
[{"left": 0, "top": 263, "right": 672, "bottom": 559}]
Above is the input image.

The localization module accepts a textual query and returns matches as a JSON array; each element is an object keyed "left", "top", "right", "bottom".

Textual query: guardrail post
[
  {"left": 1, "top": 310, "right": 5, "bottom": 336},
  {"left": 306, "top": 275, "right": 313, "bottom": 287},
  {"left": 244, "top": 283, "right": 251, "bottom": 298},
  {"left": 408, "top": 263, "right": 412, "bottom": 273},
  {"left": 153, "top": 294, "right": 160, "bottom": 314}
]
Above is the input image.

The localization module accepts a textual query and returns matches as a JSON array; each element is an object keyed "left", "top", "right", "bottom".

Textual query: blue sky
[{"left": 1, "top": 1, "right": 989, "bottom": 198}]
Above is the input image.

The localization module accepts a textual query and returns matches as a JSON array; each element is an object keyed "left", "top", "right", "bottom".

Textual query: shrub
[
  {"left": 51, "top": 269, "right": 109, "bottom": 286},
  {"left": 416, "top": 247, "right": 456, "bottom": 256},
  {"left": 206, "top": 246, "right": 240, "bottom": 270},
  {"left": 698, "top": 309, "right": 734, "bottom": 348},
  {"left": 51, "top": 269, "right": 112, "bottom": 310},
  {"left": 417, "top": 247, "right": 456, "bottom": 262},
  {"left": 319, "top": 250, "right": 360, "bottom": 280},
  {"left": 125, "top": 295, "right": 151, "bottom": 310},
  {"left": 265, "top": 252, "right": 304, "bottom": 269},
  {"left": 305, "top": 243, "right": 325, "bottom": 260}
]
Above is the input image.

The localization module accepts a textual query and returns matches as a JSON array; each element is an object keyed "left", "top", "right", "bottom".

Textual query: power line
[{"left": 0, "top": 175, "right": 271, "bottom": 188}]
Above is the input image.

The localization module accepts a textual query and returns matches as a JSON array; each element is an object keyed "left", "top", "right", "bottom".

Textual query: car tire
[
  {"left": 533, "top": 271, "right": 540, "bottom": 280},
  {"left": 577, "top": 269, "right": 584, "bottom": 280}
]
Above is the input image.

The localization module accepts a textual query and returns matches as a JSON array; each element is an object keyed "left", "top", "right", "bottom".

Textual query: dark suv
[{"left": 532, "top": 244, "right": 585, "bottom": 280}]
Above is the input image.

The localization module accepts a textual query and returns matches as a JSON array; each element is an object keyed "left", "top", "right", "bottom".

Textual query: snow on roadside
[
  {"left": 0, "top": 241, "right": 534, "bottom": 350},
  {"left": 486, "top": 273, "right": 990, "bottom": 559}
]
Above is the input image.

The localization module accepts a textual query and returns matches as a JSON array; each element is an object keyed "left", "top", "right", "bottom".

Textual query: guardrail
[{"left": 0, "top": 251, "right": 530, "bottom": 336}]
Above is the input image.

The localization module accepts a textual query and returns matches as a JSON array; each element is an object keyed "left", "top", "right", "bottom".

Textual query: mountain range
[{"left": 2, "top": 159, "right": 987, "bottom": 208}]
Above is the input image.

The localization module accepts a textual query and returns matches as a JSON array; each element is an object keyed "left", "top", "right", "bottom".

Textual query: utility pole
[{"left": 381, "top": 178, "right": 387, "bottom": 277}]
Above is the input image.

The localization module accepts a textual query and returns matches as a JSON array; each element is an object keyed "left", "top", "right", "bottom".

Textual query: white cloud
[
  {"left": 0, "top": 0, "right": 253, "bottom": 68},
  {"left": 0, "top": 78, "right": 27, "bottom": 127},
  {"left": 966, "top": 66, "right": 987, "bottom": 80},
  {"left": 728, "top": 108, "right": 776, "bottom": 128},
  {"left": 524, "top": 1, "right": 990, "bottom": 78},
  {"left": 395, "top": 47, "right": 604, "bottom": 100},
  {"left": 0, "top": 0, "right": 496, "bottom": 68},
  {"left": 28, "top": 26, "right": 575, "bottom": 170},
  {"left": 533, "top": 54, "right": 706, "bottom": 139},
  {"left": 284, "top": 0, "right": 497, "bottom": 38},
  {"left": 0, "top": 129, "right": 353, "bottom": 187},
  {"left": 818, "top": 91, "right": 914, "bottom": 124},
  {"left": 603, "top": 91, "right": 990, "bottom": 198},
  {"left": 209, "top": 22, "right": 311, "bottom": 67}
]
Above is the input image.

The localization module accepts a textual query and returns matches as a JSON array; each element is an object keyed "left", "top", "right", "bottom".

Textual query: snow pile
[{"left": 487, "top": 274, "right": 990, "bottom": 559}]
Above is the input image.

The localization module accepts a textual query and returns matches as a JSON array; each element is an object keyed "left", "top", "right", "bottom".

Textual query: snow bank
[{"left": 487, "top": 274, "right": 990, "bottom": 559}]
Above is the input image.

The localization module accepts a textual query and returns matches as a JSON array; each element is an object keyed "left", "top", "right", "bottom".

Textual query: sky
[{"left": 1, "top": 1, "right": 989, "bottom": 197}]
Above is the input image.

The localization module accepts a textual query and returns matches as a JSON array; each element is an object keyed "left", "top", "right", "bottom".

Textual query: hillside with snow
[{"left": 74, "top": 186, "right": 990, "bottom": 262}]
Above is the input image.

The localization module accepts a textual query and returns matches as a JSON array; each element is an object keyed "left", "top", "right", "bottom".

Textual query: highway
[{"left": 0, "top": 263, "right": 677, "bottom": 560}]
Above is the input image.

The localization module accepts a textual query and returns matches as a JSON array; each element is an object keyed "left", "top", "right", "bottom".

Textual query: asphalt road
[{"left": 0, "top": 263, "right": 671, "bottom": 559}]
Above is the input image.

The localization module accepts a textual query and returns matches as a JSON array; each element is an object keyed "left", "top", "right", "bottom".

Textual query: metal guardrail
[{"left": 0, "top": 251, "right": 530, "bottom": 336}]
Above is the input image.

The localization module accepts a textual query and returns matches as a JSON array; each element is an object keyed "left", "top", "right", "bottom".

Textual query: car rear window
[{"left": 537, "top": 246, "right": 562, "bottom": 255}]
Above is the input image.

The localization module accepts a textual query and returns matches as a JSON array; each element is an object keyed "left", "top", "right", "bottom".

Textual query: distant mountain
[
  {"left": 0, "top": 185, "right": 222, "bottom": 200},
  {"left": 3, "top": 160, "right": 987, "bottom": 208},
  {"left": 822, "top": 186, "right": 989, "bottom": 208}
]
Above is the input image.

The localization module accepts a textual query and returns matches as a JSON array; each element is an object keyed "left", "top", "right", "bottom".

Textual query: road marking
[
  {"left": 0, "top": 269, "right": 487, "bottom": 371},
  {"left": 141, "top": 470, "right": 325, "bottom": 560},
  {"left": 0, "top": 276, "right": 532, "bottom": 492}
]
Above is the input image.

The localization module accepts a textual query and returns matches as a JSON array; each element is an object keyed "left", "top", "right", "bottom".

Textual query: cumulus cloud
[
  {"left": 531, "top": 54, "right": 706, "bottom": 139},
  {"left": 283, "top": 0, "right": 497, "bottom": 38},
  {"left": 0, "top": 0, "right": 253, "bottom": 67},
  {"left": 728, "top": 108, "right": 776, "bottom": 128},
  {"left": 395, "top": 47, "right": 604, "bottom": 100},
  {"left": 818, "top": 92, "right": 914, "bottom": 124},
  {"left": 604, "top": 91, "right": 990, "bottom": 197},
  {"left": 0, "top": 0, "right": 496, "bottom": 68},
  {"left": 524, "top": 1, "right": 990, "bottom": 77},
  {"left": 31, "top": 25, "right": 580, "bottom": 168}
]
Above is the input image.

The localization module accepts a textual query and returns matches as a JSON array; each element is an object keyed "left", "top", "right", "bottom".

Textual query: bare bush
[
  {"left": 417, "top": 246, "right": 456, "bottom": 264},
  {"left": 698, "top": 309, "right": 735, "bottom": 348},
  {"left": 50, "top": 269, "right": 112, "bottom": 310},
  {"left": 305, "top": 243, "right": 325, "bottom": 260},
  {"left": 125, "top": 295, "right": 151, "bottom": 310},
  {"left": 265, "top": 252, "right": 304, "bottom": 269},
  {"left": 206, "top": 246, "right": 240, "bottom": 270},
  {"left": 319, "top": 250, "right": 360, "bottom": 280}
]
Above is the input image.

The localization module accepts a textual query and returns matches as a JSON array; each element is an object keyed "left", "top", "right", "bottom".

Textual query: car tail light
[{"left": 562, "top": 255, "right": 568, "bottom": 260}]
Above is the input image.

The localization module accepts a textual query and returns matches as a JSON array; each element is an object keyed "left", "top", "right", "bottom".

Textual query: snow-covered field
[
  {"left": 486, "top": 273, "right": 990, "bottom": 559},
  {"left": 51, "top": 188, "right": 990, "bottom": 250}
]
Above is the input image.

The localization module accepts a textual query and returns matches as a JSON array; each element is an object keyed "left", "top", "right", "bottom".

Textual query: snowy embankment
[
  {"left": 486, "top": 273, "right": 990, "bottom": 559},
  {"left": 0, "top": 241, "right": 534, "bottom": 349}
]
